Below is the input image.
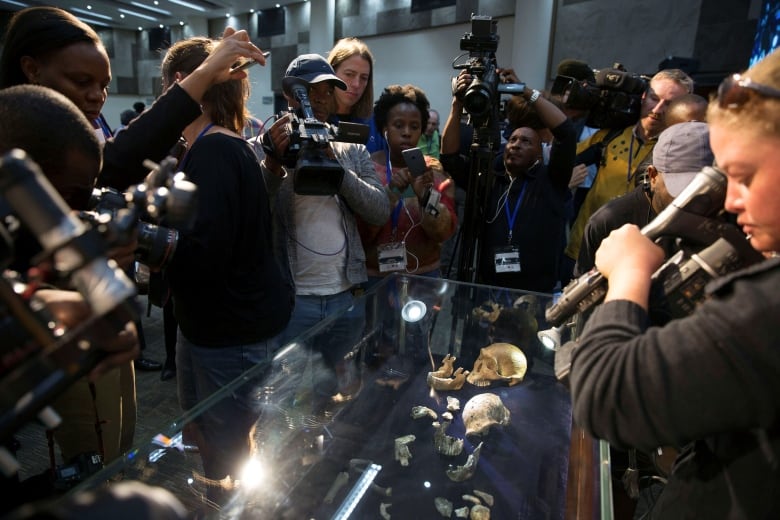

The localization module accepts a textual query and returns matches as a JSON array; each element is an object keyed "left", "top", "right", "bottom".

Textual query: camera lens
[
  {"left": 136, "top": 222, "right": 178, "bottom": 270},
  {"left": 463, "top": 80, "right": 493, "bottom": 119}
]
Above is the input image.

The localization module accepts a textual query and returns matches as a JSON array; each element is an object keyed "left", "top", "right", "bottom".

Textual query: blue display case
[{"left": 72, "top": 274, "right": 606, "bottom": 519}]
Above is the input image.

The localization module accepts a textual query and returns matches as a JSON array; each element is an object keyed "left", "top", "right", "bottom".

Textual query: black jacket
[{"left": 571, "top": 257, "right": 780, "bottom": 519}]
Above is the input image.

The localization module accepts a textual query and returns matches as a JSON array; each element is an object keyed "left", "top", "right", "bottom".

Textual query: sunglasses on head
[{"left": 717, "top": 73, "right": 780, "bottom": 109}]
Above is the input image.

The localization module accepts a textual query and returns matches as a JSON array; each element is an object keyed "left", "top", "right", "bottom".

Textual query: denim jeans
[
  {"left": 176, "top": 333, "right": 278, "bottom": 481},
  {"left": 279, "top": 290, "right": 366, "bottom": 402}
]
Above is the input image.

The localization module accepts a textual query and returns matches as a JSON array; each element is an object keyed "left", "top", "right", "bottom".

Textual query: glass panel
[{"left": 71, "top": 274, "right": 584, "bottom": 518}]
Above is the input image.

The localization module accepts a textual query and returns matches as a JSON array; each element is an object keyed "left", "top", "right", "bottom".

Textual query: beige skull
[
  {"left": 466, "top": 342, "right": 528, "bottom": 387},
  {"left": 462, "top": 393, "right": 510, "bottom": 437}
]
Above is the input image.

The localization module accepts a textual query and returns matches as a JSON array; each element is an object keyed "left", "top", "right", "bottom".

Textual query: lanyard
[
  {"left": 504, "top": 179, "right": 527, "bottom": 243},
  {"left": 181, "top": 123, "right": 215, "bottom": 166},
  {"left": 95, "top": 114, "right": 113, "bottom": 140},
  {"left": 385, "top": 153, "right": 404, "bottom": 236}
]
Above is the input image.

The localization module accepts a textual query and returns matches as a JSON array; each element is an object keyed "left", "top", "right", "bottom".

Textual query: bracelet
[{"left": 528, "top": 89, "right": 541, "bottom": 104}]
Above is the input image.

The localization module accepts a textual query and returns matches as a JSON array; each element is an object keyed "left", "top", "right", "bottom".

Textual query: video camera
[
  {"left": 81, "top": 156, "right": 197, "bottom": 271},
  {"left": 262, "top": 78, "right": 368, "bottom": 196},
  {"left": 545, "top": 166, "right": 764, "bottom": 328},
  {"left": 551, "top": 63, "right": 648, "bottom": 128},
  {"left": 454, "top": 14, "right": 525, "bottom": 125},
  {"left": 0, "top": 149, "right": 138, "bottom": 451}
]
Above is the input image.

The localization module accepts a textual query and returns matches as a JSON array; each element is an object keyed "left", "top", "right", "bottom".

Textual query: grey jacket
[{"left": 261, "top": 141, "right": 391, "bottom": 293}]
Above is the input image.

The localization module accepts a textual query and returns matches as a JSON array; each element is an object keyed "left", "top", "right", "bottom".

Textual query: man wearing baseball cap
[
  {"left": 259, "top": 54, "right": 390, "bottom": 405},
  {"left": 574, "top": 121, "right": 714, "bottom": 275}
]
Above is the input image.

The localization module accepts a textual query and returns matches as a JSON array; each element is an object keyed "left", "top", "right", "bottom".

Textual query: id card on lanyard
[
  {"left": 377, "top": 158, "right": 407, "bottom": 273},
  {"left": 493, "top": 180, "right": 526, "bottom": 274}
]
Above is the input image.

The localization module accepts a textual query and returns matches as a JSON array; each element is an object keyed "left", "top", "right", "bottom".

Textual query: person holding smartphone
[{"left": 358, "top": 84, "right": 457, "bottom": 282}]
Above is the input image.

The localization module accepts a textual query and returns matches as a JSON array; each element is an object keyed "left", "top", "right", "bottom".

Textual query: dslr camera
[
  {"left": 262, "top": 79, "right": 368, "bottom": 196},
  {"left": 82, "top": 157, "right": 197, "bottom": 270},
  {"left": 551, "top": 63, "right": 648, "bottom": 128},
  {"left": 453, "top": 15, "right": 525, "bottom": 124}
]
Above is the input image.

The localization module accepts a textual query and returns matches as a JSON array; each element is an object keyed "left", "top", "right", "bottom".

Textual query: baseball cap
[
  {"left": 653, "top": 121, "right": 714, "bottom": 197},
  {"left": 282, "top": 53, "right": 347, "bottom": 95}
]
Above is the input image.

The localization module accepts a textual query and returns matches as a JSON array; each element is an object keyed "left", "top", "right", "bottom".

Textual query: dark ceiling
[{"left": 0, "top": 0, "right": 304, "bottom": 30}]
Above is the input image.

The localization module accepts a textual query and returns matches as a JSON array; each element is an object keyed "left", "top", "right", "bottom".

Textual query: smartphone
[
  {"left": 402, "top": 147, "right": 426, "bottom": 177},
  {"left": 230, "top": 51, "right": 271, "bottom": 73}
]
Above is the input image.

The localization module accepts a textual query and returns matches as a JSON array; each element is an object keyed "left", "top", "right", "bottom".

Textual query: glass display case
[{"left": 72, "top": 274, "right": 608, "bottom": 519}]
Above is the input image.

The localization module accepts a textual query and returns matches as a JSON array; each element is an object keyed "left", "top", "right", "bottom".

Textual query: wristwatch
[{"left": 528, "top": 89, "right": 541, "bottom": 104}]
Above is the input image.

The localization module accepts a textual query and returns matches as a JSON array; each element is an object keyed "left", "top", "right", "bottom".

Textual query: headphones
[
  {"left": 639, "top": 168, "right": 652, "bottom": 195},
  {"left": 384, "top": 130, "right": 388, "bottom": 140},
  {"left": 643, "top": 173, "right": 651, "bottom": 194}
]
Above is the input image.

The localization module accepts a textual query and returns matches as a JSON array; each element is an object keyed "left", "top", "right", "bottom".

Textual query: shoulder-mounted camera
[
  {"left": 551, "top": 63, "right": 648, "bottom": 128},
  {"left": 261, "top": 78, "right": 368, "bottom": 196}
]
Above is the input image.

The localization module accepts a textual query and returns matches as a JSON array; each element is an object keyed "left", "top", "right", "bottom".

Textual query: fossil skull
[
  {"left": 462, "top": 393, "right": 511, "bottom": 437},
  {"left": 466, "top": 343, "right": 527, "bottom": 387}
]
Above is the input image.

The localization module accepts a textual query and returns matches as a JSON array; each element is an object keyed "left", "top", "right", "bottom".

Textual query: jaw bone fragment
[
  {"left": 431, "top": 354, "right": 457, "bottom": 378},
  {"left": 427, "top": 366, "right": 469, "bottom": 391},
  {"left": 433, "top": 420, "right": 464, "bottom": 456},
  {"left": 446, "top": 442, "right": 483, "bottom": 482},
  {"left": 394, "top": 434, "right": 416, "bottom": 466}
]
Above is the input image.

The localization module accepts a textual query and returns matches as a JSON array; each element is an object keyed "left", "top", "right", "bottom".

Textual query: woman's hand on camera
[{"left": 596, "top": 224, "right": 665, "bottom": 308}]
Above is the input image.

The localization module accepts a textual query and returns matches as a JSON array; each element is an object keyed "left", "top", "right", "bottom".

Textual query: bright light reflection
[
  {"left": 239, "top": 457, "right": 267, "bottom": 490},
  {"left": 423, "top": 480, "right": 431, "bottom": 488},
  {"left": 401, "top": 300, "right": 426, "bottom": 322}
]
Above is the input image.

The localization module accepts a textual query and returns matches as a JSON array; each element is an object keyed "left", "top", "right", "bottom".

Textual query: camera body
[
  {"left": 455, "top": 15, "right": 524, "bottom": 125},
  {"left": 82, "top": 157, "right": 197, "bottom": 270},
  {"left": 281, "top": 112, "right": 347, "bottom": 196},
  {"left": 263, "top": 79, "right": 369, "bottom": 196},
  {"left": 52, "top": 451, "right": 103, "bottom": 490},
  {"left": 551, "top": 63, "right": 648, "bottom": 129}
]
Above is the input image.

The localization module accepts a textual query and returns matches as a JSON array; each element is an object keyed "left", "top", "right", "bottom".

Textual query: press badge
[
  {"left": 494, "top": 245, "right": 521, "bottom": 273},
  {"left": 378, "top": 242, "right": 406, "bottom": 273}
]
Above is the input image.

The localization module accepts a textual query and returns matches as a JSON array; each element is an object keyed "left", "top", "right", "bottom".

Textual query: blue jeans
[
  {"left": 176, "top": 333, "right": 278, "bottom": 481},
  {"left": 280, "top": 290, "right": 366, "bottom": 400}
]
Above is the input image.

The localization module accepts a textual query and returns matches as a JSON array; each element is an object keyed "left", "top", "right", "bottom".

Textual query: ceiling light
[
  {"left": 168, "top": 0, "right": 206, "bottom": 12},
  {"left": 130, "top": 2, "right": 172, "bottom": 16},
  {"left": 71, "top": 7, "right": 113, "bottom": 20},
  {"left": 0, "top": 0, "right": 29, "bottom": 7},
  {"left": 75, "top": 16, "right": 113, "bottom": 28},
  {"left": 118, "top": 8, "right": 158, "bottom": 22}
]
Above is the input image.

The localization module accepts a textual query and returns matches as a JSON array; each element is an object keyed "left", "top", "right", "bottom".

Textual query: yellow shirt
[{"left": 565, "top": 125, "right": 655, "bottom": 259}]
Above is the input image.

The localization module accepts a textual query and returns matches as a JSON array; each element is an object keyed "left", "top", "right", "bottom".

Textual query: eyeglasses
[{"left": 717, "top": 73, "right": 780, "bottom": 109}]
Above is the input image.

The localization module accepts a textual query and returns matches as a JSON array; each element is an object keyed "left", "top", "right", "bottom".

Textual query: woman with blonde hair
[
  {"left": 327, "top": 37, "right": 383, "bottom": 152},
  {"left": 569, "top": 48, "right": 780, "bottom": 518}
]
